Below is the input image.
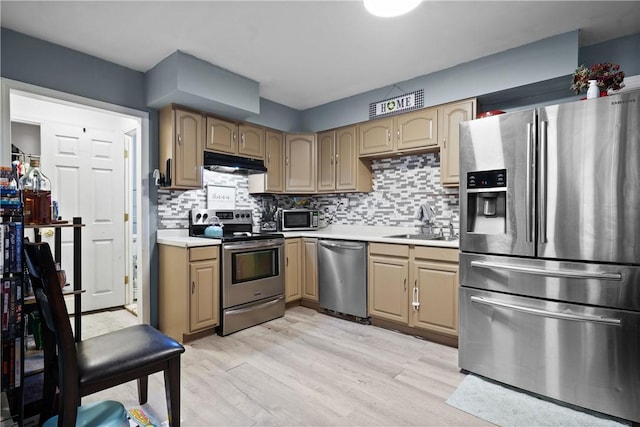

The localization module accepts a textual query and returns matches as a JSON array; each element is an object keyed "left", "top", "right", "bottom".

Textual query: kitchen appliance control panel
[{"left": 467, "top": 169, "right": 506, "bottom": 189}]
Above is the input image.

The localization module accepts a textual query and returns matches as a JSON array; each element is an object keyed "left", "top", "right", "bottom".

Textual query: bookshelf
[{"left": 1, "top": 187, "right": 25, "bottom": 426}]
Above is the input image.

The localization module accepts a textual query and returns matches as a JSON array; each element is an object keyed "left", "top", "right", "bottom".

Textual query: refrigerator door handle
[
  {"left": 526, "top": 122, "right": 534, "bottom": 242},
  {"left": 470, "top": 260, "right": 622, "bottom": 281},
  {"left": 470, "top": 296, "right": 621, "bottom": 325},
  {"left": 539, "top": 120, "right": 548, "bottom": 243}
]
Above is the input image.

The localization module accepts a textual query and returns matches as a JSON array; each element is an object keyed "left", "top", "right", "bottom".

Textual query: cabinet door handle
[
  {"left": 286, "top": 157, "right": 289, "bottom": 166},
  {"left": 397, "top": 129, "right": 400, "bottom": 141},
  {"left": 403, "top": 278, "right": 407, "bottom": 291},
  {"left": 241, "top": 133, "right": 246, "bottom": 147},
  {"left": 335, "top": 154, "right": 339, "bottom": 164},
  {"left": 178, "top": 134, "right": 182, "bottom": 145},
  {"left": 191, "top": 281, "right": 195, "bottom": 294},
  {"left": 233, "top": 131, "right": 237, "bottom": 141},
  {"left": 443, "top": 137, "right": 447, "bottom": 149},
  {"left": 412, "top": 286, "right": 420, "bottom": 310},
  {"left": 268, "top": 153, "right": 271, "bottom": 163},
  {"left": 286, "top": 257, "right": 289, "bottom": 267},
  {"left": 387, "top": 130, "right": 391, "bottom": 145}
]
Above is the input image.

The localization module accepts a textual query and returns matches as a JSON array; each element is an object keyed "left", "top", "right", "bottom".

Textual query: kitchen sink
[{"left": 383, "top": 234, "right": 458, "bottom": 241}]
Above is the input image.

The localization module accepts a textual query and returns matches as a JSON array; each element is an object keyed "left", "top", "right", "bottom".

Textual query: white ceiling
[{"left": 2, "top": 1, "right": 639, "bottom": 110}]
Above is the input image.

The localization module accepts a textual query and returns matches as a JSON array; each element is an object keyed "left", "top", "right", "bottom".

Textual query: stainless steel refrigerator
[{"left": 458, "top": 89, "right": 640, "bottom": 423}]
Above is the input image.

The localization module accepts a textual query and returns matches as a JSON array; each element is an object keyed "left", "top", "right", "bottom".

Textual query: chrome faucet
[{"left": 448, "top": 220, "right": 456, "bottom": 237}]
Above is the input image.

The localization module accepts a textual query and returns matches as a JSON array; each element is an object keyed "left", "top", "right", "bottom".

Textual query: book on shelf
[{"left": 1, "top": 222, "right": 23, "bottom": 274}]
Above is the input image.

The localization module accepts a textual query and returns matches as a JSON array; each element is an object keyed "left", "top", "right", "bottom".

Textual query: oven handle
[
  {"left": 223, "top": 239, "right": 284, "bottom": 251},
  {"left": 225, "top": 296, "right": 284, "bottom": 315},
  {"left": 470, "top": 260, "right": 622, "bottom": 281},
  {"left": 470, "top": 296, "right": 621, "bottom": 325}
]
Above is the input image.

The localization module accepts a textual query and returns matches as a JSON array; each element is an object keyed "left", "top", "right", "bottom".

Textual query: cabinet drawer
[
  {"left": 189, "top": 246, "right": 219, "bottom": 262},
  {"left": 414, "top": 246, "right": 458, "bottom": 263},
  {"left": 369, "top": 243, "right": 409, "bottom": 257}
]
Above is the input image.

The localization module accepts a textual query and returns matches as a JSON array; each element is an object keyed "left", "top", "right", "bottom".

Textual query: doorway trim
[{"left": 1, "top": 77, "right": 152, "bottom": 324}]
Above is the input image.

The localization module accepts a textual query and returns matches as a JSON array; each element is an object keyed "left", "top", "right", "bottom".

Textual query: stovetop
[
  {"left": 189, "top": 208, "right": 283, "bottom": 242},
  {"left": 192, "top": 231, "right": 284, "bottom": 243}
]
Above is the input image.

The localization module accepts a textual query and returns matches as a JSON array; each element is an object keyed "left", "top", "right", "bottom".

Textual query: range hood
[{"left": 203, "top": 151, "right": 267, "bottom": 175}]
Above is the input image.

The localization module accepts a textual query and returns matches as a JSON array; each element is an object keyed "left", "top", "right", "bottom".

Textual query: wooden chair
[{"left": 23, "top": 242, "right": 185, "bottom": 427}]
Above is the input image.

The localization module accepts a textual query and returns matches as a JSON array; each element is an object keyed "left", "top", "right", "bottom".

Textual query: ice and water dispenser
[{"left": 466, "top": 169, "right": 507, "bottom": 234}]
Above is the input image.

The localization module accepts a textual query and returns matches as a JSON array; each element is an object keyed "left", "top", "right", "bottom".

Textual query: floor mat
[{"left": 446, "top": 374, "right": 631, "bottom": 427}]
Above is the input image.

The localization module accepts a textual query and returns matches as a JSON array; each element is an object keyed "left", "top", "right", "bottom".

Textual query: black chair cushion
[{"left": 76, "top": 324, "right": 184, "bottom": 387}]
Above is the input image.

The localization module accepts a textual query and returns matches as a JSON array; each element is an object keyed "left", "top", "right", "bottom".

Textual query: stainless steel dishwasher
[{"left": 318, "top": 239, "right": 368, "bottom": 319}]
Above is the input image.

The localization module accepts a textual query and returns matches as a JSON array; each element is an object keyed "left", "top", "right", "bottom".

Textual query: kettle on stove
[{"left": 204, "top": 216, "right": 224, "bottom": 238}]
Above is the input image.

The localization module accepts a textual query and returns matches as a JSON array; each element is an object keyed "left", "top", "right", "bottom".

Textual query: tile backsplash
[{"left": 158, "top": 152, "right": 459, "bottom": 231}]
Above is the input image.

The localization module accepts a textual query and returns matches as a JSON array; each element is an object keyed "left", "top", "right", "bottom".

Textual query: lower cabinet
[
  {"left": 368, "top": 243, "right": 410, "bottom": 323},
  {"left": 368, "top": 243, "right": 459, "bottom": 339},
  {"left": 410, "top": 246, "right": 459, "bottom": 336},
  {"left": 158, "top": 244, "right": 220, "bottom": 342},
  {"left": 302, "top": 238, "right": 318, "bottom": 301},
  {"left": 285, "top": 238, "right": 302, "bottom": 302}
]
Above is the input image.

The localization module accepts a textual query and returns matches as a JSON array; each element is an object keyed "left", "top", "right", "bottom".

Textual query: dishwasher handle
[{"left": 319, "top": 240, "right": 365, "bottom": 250}]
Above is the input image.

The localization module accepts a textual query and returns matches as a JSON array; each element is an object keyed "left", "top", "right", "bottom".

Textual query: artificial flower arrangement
[{"left": 570, "top": 62, "right": 625, "bottom": 95}]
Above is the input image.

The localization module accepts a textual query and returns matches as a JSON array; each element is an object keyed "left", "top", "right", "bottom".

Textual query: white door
[{"left": 40, "top": 122, "right": 126, "bottom": 312}]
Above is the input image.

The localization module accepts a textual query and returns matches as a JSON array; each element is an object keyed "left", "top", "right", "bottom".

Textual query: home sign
[{"left": 369, "top": 89, "right": 424, "bottom": 119}]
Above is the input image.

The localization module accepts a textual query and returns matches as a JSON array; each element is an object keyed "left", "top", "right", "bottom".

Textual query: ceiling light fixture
[{"left": 363, "top": 0, "right": 422, "bottom": 18}]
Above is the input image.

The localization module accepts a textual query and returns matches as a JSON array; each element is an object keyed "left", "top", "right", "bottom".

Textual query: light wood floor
[{"left": 81, "top": 307, "right": 492, "bottom": 426}]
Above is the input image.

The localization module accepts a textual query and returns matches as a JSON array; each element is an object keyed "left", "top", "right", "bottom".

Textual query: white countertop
[
  {"left": 157, "top": 229, "right": 222, "bottom": 248},
  {"left": 157, "top": 225, "right": 459, "bottom": 249}
]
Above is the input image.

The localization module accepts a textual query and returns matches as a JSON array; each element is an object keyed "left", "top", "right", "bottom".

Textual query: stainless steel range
[
  {"left": 458, "top": 90, "right": 640, "bottom": 423},
  {"left": 189, "top": 209, "right": 285, "bottom": 336}
]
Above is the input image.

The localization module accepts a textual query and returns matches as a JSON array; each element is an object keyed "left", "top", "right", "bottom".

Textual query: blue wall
[
  {"left": 579, "top": 33, "right": 640, "bottom": 75},
  {"left": 1, "top": 27, "right": 162, "bottom": 326},
  {"left": 300, "top": 31, "right": 582, "bottom": 132}
]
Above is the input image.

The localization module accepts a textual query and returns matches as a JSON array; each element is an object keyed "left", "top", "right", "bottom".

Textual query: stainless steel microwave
[{"left": 279, "top": 209, "right": 320, "bottom": 231}]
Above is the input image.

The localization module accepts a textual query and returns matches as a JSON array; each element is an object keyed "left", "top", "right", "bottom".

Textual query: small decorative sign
[
  {"left": 369, "top": 89, "right": 424, "bottom": 119},
  {"left": 207, "top": 184, "right": 235, "bottom": 209}
]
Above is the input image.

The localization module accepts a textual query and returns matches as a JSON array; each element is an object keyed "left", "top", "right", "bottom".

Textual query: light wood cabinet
[
  {"left": 264, "top": 130, "right": 284, "bottom": 192},
  {"left": 368, "top": 243, "right": 410, "bottom": 323},
  {"left": 318, "top": 126, "right": 372, "bottom": 193},
  {"left": 302, "top": 238, "right": 318, "bottom": 301},
  {"left": 359, "top": 107, "right": 438, "bottom": 157},
  {"left": 248, "top": 130, "right": 284, "bottom": 194},
  {"left": 158, "top": 245, "right": 219, "bottom": 342},
  {"left": 285, "top": 134, "right": 317, "bottom": 193},
  {"left": 396, "top": 108, "right": 438, "bottom": 151},
  {"left": 205, "top": 116, "right": 265, "bottom": 160},
  {"left": 409, "top": 247, "right": 459, "bottom": 337},
  {"left": 439, "top": 99, "right": 476, "bottom": 187},
  {"left": 159, "top": 105, "right": 203, "bottom": 189},
  {"left": 285, "top": 238, "right": 302, "bottom": 302},
  {"left": 317, "top": 131, "right": 336, "bottom": 192},
  {"left": 368, "top": 243, "right": 459, "bottom": 338},
  {"left": 359, "top": 116, "right": 394, "bottom": 156}
]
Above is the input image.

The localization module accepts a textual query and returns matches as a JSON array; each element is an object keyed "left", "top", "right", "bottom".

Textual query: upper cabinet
[
  {"left": 439, "top": 99, "right": 476, "bottom": 187},
  {"left": 248, "top": 129, "right": 285, "bottom": 194},
  {"left": 159, "top": 105, "right": 203, "bottom": 189},
  {"left": 359, "top": 107, "right": 439, "bottom": 157},
  {"left": 317, "top": 130, "right": 336, "bottom": 192},
  {"left": 205, "top": 116, "right": 265, "bottom": 160},
  {"left": 318, "top": 126, "right": 371, "bottom": 193},
  {"left": 359, "top": 116, "right": 395, "bottom": 156},
  {"left": 264, "top": 130, "right": 285, "bottom": 192},
  {"left": 285, "top": 133, "right": 317, "bottom": 193},
  {"left": 396, "top": 108, "right": 438, "bottom": 151}
]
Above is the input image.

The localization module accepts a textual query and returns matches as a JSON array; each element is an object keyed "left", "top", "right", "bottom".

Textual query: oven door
[{"left": 222, "top": 238, "right": 285, "bottom": 309}]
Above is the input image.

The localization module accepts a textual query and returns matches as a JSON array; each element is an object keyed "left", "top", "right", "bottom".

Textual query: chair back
[{"left": 24, "top": 242, "right": 80, "bottom": 423}]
